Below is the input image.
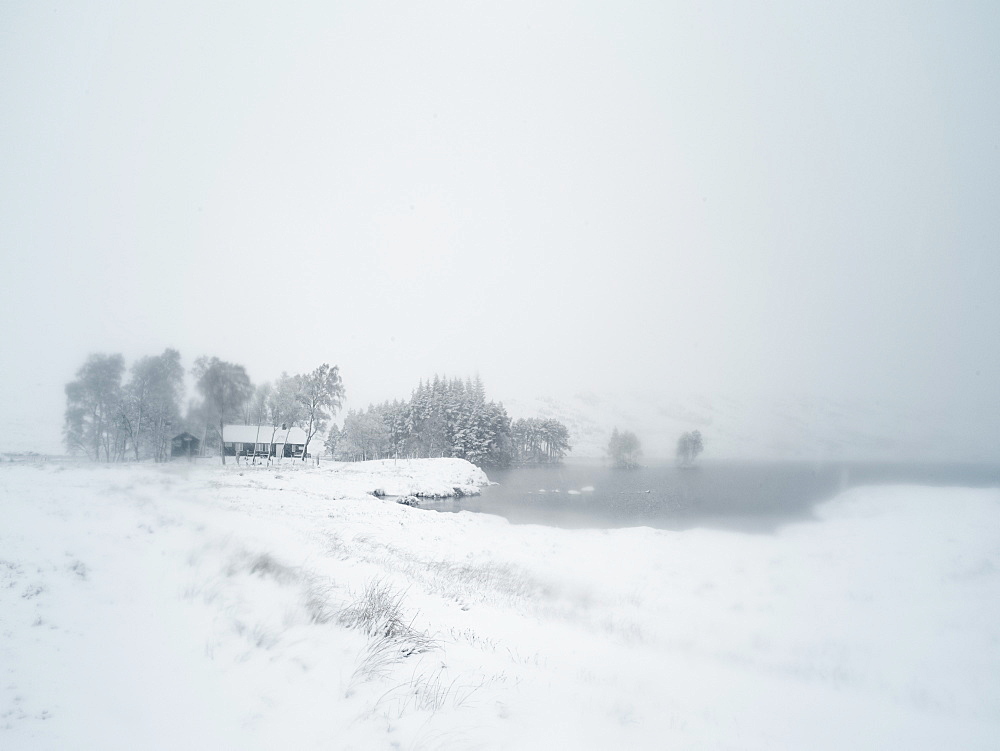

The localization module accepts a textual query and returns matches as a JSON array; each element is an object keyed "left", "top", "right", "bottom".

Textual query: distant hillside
[{"left": 503, "top": 391, "right": 988, "bottom": 463}]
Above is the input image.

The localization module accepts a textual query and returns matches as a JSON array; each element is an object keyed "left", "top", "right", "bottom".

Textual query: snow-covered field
[{"left": 2, "top": 459, "right": 999, "bottom": 749}]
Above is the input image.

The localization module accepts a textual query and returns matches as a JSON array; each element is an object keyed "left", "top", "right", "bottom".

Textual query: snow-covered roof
[{"left": 222, "top": 425, "right": 307, "bottom": 444}]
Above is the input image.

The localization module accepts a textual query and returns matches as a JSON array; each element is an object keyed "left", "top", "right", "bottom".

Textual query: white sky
[{"left": 1, "top": 1, "right": 998, "bottom": 455}]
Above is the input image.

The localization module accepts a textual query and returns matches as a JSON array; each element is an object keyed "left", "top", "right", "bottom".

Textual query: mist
[
  {"left": 2, "top": 1, "right": 998, "bottom": 460},
  {"left": 4, "top": 5, "right": 1000, "bottom": 747}
]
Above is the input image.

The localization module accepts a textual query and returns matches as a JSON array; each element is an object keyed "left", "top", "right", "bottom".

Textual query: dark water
[{"left": 427, "top": 461, "right": 1000, "bottom": 533}]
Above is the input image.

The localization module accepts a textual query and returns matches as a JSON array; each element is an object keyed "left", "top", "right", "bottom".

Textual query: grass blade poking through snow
[{"left": 339, "top": 579, "right": 438, "bottom": 691}]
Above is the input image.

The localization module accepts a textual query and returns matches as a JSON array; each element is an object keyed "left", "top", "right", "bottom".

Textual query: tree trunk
[
  {"left": 93, "top": 409, "right": 102, "bottom": 462},
  {"left": 302, "top": 413, "right": 313, "bottom": 461},
  {"left": 133, "top": 417, "right": 141, "bottom": 462},
  {"left": 219, "top": 419, "right": 226, "bottom": 464}
]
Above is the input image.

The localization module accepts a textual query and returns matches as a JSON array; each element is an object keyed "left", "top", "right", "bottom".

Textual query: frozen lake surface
[{"left": 429, "top": 461, "right": 1000, "bottom": 531}]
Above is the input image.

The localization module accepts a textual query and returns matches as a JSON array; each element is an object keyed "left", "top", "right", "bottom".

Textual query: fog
[{"left": 2, "top": 1, "right": 998, "bottom": 459}]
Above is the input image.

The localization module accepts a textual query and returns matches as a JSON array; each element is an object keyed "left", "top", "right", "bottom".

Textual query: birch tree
[
  {"left": 293, "top": 363, "right": 345, "bottom": 460},
  {"left": 193, "top": 357, "right": 253, "bottom": 464},
  {"left": 64, "top": 353, "right": 125, "bottom": 461},
  {"left": 120, "top": 349, "right": 183, "bottom": 461},
  {"left": 265, "top": 374, "right": 301, "bottom": 458}
]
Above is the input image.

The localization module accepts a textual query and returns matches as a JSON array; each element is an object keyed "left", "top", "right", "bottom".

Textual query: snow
[
  {"left": 322, "top": 457, "right": 490, "bottom": 497},
  {"left": 2, "top": 460, "right": 999, "bottom": 749}
]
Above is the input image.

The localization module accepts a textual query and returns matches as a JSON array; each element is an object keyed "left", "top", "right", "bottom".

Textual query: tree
[
  {"left": 64, "top": 353, "right": 125, "bottom": 461},
  {"left": 182, "top": 396, "right": 211, "bottom": 457},
  {"left": 241, "top": 382, "right": 272, "bottom": 458},
  {"left": 146, "top": 349, "right": 184, "bottom": 462},
  {"left": 249, "top": 383, "right": 271, "bottom": 426},
  {"left": 324, "top": 423, "right": 342, "bottom": 458},
  {"left": 511, "top": 417, "right": 571, "bottom": 464},
  {"left": 407, "top": 378, "right": 450, "bottom": 458},
  {"left": 339, "top": 409, "right": 390, "bottom": 460},
  {"left": 607, "top": 427, "right": 642, "bottom": 469},
  {"left": 193, "top": 357, "right": 253, "bottom": 464},
  {"left": 293, "top": 363, "right": 345, "bottom": 461},
  {"left": 330, "top": 375, "right": 517, "bottom": 468},
  {"left": 379, "top": 400, "right": 410, "bottom": 459},
  {"left": 474, "top": 400, "right": 515, "bottom": 468},
  {"left": 676, "top": 430, "right": 704, "bottom": 467},
  {"left": 119, "top": 349, "right": 184, "bottom": 462},
  {"left": 265, "top": 373, "right": 302, "bottom": 458}
]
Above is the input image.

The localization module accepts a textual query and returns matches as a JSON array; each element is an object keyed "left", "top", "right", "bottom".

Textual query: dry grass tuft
[
  {"left": 246, "top": 552, "right": 299, "bottom": 583},
  {"left": 339, "top": 579, "right": 412, "bottom": 640},
  {"left": 341, "top": 579, "right": 438, "bottom": 690}
]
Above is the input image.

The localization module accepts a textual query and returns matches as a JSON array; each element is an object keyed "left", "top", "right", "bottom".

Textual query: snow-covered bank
[
  {"left": 322, "top": 457, "right": 490, "bottom": 498},
  {"left": 215, "top": 456, "right": 490, "bottom": 499},
  {"left": 2, "top": 462, "right": 999, "bottom": 749}
]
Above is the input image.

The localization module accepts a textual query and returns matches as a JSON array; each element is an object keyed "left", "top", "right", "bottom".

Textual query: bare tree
[
  {"left": 676, "top": 430, "right": 704, "bottom": 468},
  {"left": 250, "top": 383, "right": 271, "bottom": 425},
  {"left": 339, "top": 409, "right": 390, "bottom": 461},
  {"left": 193, "top": 357, "right": 253, "bottom": 464},
  {"left": 118, "top": 372, "right": 149, "bottom": 462},
  {"left": 293, "top": 364, "right": 345, "bottom": 461},
  {"left": 324, "top": 423, "right": 342, "bottom": 458},
  {"left": 265, "top": 373, "right": 302, "bottom": 459},
  {"left": 246, "top": 382, "right": 272, "bottom": 459},
  {"left": 119, "top": 349, "right": 183, "bottom": 461},
  {"left": 64, "top": 353, "right": 125, "bottom": 461},
  {"left": 607, "top": 427, "right": 642, "bottom": 469}
]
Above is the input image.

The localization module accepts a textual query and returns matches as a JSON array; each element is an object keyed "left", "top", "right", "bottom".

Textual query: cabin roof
[{"left": 222, "top": 425, "right": 307, "bottom": 444}]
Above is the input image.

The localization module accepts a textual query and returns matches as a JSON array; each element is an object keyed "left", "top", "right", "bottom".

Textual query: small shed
[{"left": 170, "top": 432, "right": 201, "bottom": 459}]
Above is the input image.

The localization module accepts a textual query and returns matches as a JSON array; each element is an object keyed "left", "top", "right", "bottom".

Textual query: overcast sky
[{"left": 1, "top": 1, "right": 998, "bottom": 455}]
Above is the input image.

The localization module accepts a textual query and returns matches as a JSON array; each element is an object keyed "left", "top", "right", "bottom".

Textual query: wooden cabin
[
  {"left": 222, "top": 425, "right": 307, "bottom": 458},
  {"left": 170, "top": 432, "right": 201, "bottom": 459}
]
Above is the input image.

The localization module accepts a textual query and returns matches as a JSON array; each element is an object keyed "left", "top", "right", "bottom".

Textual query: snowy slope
[{"left": 2, "top": 461, "right": 999, "bottom": 749}]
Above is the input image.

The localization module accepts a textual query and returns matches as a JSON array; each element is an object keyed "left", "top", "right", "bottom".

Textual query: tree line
[
  {"left": 65, "top": 350, "right": 184, "bottom": 463},
  {"left": 64, "top": 356, "right": 569, "bottom": 469},
  {"left": 64, "top": 351, "right": 343, "bottom": 464},
  {"left": 326, "top": 376, "right": 571, "bottom": 468}
]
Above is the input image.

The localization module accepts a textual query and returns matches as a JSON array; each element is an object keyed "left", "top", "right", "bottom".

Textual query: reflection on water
[{"left": 427, "top": 461, "right": 1000, "bottom": 533}]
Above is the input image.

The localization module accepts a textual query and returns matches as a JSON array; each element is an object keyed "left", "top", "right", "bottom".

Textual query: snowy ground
[{"left": 2, "top": 459, "right": 999, "bottom": 749}]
